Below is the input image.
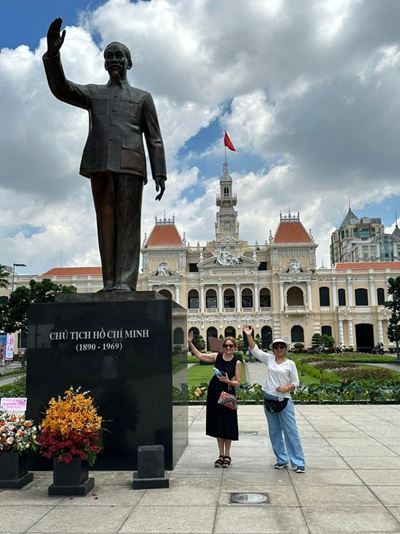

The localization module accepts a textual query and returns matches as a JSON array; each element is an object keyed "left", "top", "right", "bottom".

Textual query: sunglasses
[
  {"left": 273, "top": 343, "right": 286, "bottom": 349},
  {"left": 223, "top": 344, "right": 235, "bottom": 348}
]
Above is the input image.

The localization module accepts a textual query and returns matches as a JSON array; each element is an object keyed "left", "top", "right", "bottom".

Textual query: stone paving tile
[
  {"left": 118, "top": 505, "right": 216, "bottom": 534},
  {"left": 344, "top": 457, "right": 400, "bottom": 470},
  {"left": 0, "top": 505, "right": 54, "bottom": 533},
  {"left": 214, "top": 505, "right": 308, "bottom": 534},
  {"left": 138, "top": 484, "right": 220, "bottom": 506},
  {"left": 370, "top": 486, "right": 400, "bottom": 506},
  {"left": 302, "top": 505, "right": 400, "bottom": 533},
  {"left": 355, "top": 470, "right": 400, "bottom": 486},
  {"left": 27, "top": 505, "right": 132, "bottom": 533},
  {"left": 289, "top": 468, "right": 363, "bottom": 486},
  {"left": 296, "top": 485, "right": 379, "bottom": 506}
]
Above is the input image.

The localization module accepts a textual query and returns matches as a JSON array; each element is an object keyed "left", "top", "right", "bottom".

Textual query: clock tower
[{"left": 215, "top": 162, "right": 239, "bottom": 241}]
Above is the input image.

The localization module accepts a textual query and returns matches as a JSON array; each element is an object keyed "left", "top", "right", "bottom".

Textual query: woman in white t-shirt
[{"left": 243, "top": 325, "right": 305, "bottom": 473}]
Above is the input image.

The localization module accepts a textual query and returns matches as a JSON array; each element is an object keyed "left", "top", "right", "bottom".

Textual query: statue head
[{"left": 104, "top": 42, "right": 132, "bottom": 80}]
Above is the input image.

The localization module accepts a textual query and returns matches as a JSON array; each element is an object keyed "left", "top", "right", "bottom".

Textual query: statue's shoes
[{"left": 112, "top": 283, "right": 131, "bottom": 292}]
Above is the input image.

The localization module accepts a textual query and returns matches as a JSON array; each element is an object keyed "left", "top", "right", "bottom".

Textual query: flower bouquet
[
  {"left": 0, "top": 411, "right": 38, "bottom": 453},
  {"left": 38, "top": 387, "right": 103, "bottom": 466},
  {"left": 0, "top": 411, "right": 38, "bottom": 488}
]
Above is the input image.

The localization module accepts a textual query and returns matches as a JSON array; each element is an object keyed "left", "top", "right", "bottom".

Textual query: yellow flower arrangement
[{"left": 39, "top": 387, "right": 103, "bottom": 465}]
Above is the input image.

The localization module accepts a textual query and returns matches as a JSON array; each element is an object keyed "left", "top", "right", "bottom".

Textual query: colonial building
[{"left": 7, "top": 163, "right": 400, "bottom": 352}]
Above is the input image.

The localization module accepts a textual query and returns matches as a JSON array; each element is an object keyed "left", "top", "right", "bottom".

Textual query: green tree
[
  {"left": 385, "top": 277, "right": 400, "bottom": 360},
  {"left": 322, "top": 334, "right": 335, "bottom": 351},
  {"left": 193, "top": 333, "right": 206, "bottom": 352},
  {"left": 0, "top": 279, "right": 76, "bottom": 334},
  {"left": 0, "top": 264, "right": 10, "bottom": 289},
  {"left": 311, "top": 333, "right": 323, "bottom": 352}
]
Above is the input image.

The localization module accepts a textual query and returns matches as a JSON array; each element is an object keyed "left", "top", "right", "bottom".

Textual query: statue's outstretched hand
[
  {"left": 47, "top": 17, "right": 66, "bottom": 57},
  {"left": 155, "top": 176, "right": 166, "bottom": 201}
]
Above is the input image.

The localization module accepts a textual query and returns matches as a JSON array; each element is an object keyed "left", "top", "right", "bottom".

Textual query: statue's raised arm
[{"left": 46, "top": 17, "right": 66, "bottom": 57}]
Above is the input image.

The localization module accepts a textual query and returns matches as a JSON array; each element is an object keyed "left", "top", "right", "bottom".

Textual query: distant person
[
  {"left": 43, "top": 18, "right": 167, "bottom": 292},
  {"left": 188, "top": 330, "right": 241, "bottom": 468},
  {"left": 243, "top": 325, "right": 305, "bottom": 473}
]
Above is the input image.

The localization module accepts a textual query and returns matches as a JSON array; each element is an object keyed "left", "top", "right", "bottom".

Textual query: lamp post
[{"left": 11, "top": 263, "right": 26, "bottom": 292}]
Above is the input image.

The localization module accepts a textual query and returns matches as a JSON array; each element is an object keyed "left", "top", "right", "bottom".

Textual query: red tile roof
[
  {"left": 336, "top": 262, "right": 400, "bottom": 271},
  {"left": 274, "top": 221, "right": 312, "bottom": 243},
  {"left": 146, "top": 224, "right": 183, "bottom": 247},
  {"left": 41, "top": 267, "right": 102, "bottom": 277}
]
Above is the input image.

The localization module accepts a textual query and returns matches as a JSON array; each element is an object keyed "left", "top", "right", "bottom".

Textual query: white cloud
[{"left": 1, "top": 0, "right": 400, "bottom": 273}]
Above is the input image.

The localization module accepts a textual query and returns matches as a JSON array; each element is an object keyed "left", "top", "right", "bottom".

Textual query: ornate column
[
  {"left": 338, "top": 319, "right": 344, "bottom": 346},
  {"left": 200, "top": 283, "right": 205, "bottom": 313},
  {"left": 254, "top": 282, "right": 259, "bottom": 312},
  {"left": 307, "top": 283, "right": 312, "bottom": 311},
  {"left": 236, "top": 284, "right": 241, "bottom": 313},
  {"left": 218, "top": 283, "right": 223, "bottom": 313},
  {"left": 175, "top": 285, "right": 180, "bottom": 304},
  {"left": 279, "top": 282, "right": 284, "bottom": 312},
  {"left": 332, "top": 277, "right": 337, "bottom": 308},
  {"left": 369, "top": 274, "right": 376, "bottom": 306},
  {"left": 348, "top": 320, "right": 354, "bottom": 347},
  {"left": 347, "top": 276, "right": 354, "bottom": 306},
  {"left": 378, "top": 320, "right": 384, "bottom": 344}
]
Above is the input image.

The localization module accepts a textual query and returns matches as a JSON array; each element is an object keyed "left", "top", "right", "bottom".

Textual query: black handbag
[{"left": 263, "top": 397, "right": 288, "bottom": 413}]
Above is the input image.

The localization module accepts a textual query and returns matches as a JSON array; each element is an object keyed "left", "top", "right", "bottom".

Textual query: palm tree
[{"left": 0, "top": 265, "right": 10, "bottom": 289}]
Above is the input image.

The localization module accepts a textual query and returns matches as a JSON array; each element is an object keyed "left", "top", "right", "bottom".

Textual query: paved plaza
[{"left": 2, "top": 403, "right": 400, "bottom": 533}]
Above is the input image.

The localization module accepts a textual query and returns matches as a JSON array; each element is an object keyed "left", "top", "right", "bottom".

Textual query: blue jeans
[{"left": 263, "top": 393, "right": 305, "bottom": 469}]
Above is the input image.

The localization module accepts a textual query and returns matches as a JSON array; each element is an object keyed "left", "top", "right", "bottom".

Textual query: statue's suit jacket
[{"left": 43, "top": 53, "right": 167, "bottom": 184}]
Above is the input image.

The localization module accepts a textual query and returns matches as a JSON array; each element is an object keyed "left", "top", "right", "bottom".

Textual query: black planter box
[
  {"left": 0, "top": 452, "right": 33, "bottom": 489},
  {"left": 49, "top": 457, "right": 94, "bottom": 496}
]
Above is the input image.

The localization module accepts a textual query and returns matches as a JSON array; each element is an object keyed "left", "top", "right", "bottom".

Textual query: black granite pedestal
[{"left": 26, "top": 292, "right": 188, "bottom": 470}]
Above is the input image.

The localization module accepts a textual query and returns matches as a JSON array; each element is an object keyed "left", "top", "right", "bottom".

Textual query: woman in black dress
[{"left": 188, "top": 331, "right": 242, "bottom": 468}]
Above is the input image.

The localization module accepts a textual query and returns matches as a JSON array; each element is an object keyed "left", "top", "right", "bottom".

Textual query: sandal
[
  {"left": 222, "top": 456, "right": 232, "bottom": 468},
  {"left": 214, "top": 455, "right": 224, "bottom": 468}
]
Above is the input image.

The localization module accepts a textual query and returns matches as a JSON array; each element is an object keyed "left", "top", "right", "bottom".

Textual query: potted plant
[
  {"left": 38, "top": 387, "right": 103, "bottom": 496},
  {"left": 0, "top": 410, "right": 38, "bottom": 488}
]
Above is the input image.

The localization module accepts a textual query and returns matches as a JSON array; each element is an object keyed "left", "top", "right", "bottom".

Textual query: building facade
[{"left": 7, "top": 163, "right": 400, "bottom": 352}]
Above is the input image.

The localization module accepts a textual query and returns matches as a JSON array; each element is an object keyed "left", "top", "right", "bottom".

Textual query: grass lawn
[{"left": 188, "top": 362, "right": 247, "bottom": 388}]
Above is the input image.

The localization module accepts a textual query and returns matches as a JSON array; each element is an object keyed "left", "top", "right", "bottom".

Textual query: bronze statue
[{"left": 43, "top": 18, "right": 167, "bottom": 291}]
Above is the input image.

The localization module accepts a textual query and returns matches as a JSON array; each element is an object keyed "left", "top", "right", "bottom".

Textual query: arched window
[
  {"left": 225, "top": 326, "right": 236, "bottom": 339},
  {"left": 206, "top": 327, "right": 218, "bottom": 351},
  {"left": 159, "top": 289, "right": 172, "bottom": 299},
  {"left": 377, "top": 288, "right": 385, "bottom": 306},
  {"left": 291, "top": 325, "right": 304, "bottom": 343},
  {"left": 355, "top": 288, "right": 369, "bottom": 306},
  {"left": 224, "top": 289, "right": 235, "bottom": 309},
  {"left": 338, "top": 288, "right": 346, "bottom": 306},
  {"left": 259, "top": 288, "right": 271, "bottom": 308},
  {"left": 319, "top": 287, "right": 330, "bottom": 307},
  {"left": 287, "top": 287, "right": 304, "bottom": 306},
  {"left": 206, "top": 289, "right": 217, "bottom": 309},
  {"left": 187, "top": 289, "right": 199, "bottom": 309},
  {"left": 261, "top": 326, "right": 272, "bottom": 349},
  {"left": 189, "top": 327, "right": 199, "bottom": 337},
  {"left": 241, "top": 288, "right": 253, "bottom": 308},
  {"left": 223, "top": 186, "right": 229, "bottom": 198},
  {"left": 173, "top": 327, "right": 184, "bottom": 344},
  {"left": 321, "top": 325, "right": 332, "bottom": 337}
]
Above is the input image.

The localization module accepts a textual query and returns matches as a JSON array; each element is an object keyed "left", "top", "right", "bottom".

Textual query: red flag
[{"left": 224, "top": 131, "right": 236, "bottom": 151}]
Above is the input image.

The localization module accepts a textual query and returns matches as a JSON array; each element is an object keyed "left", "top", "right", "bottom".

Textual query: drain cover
[{"left": 230, "top": 492, "right": 270, "bottom": 504}]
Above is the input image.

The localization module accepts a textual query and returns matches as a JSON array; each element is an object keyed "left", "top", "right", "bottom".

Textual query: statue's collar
[{"left": 107, "top": 78, "right": 129, "bottom": 88}]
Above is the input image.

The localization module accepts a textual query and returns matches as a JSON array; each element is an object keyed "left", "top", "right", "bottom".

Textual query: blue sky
[{"left": 0, "top": 0, "right": 399, "bottom": 274}]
